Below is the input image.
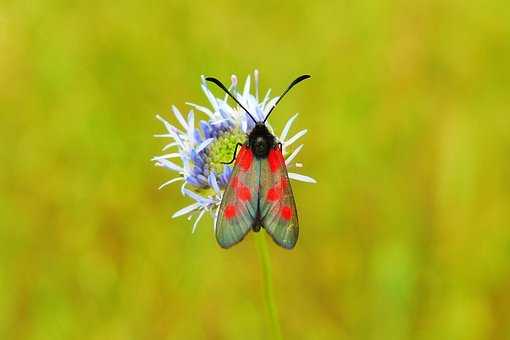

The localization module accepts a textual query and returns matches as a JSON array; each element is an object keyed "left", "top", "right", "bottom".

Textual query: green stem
[{"left": 256, "top": 233, "right": 283, "bottom": 340}]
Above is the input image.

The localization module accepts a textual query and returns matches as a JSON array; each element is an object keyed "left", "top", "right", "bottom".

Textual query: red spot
[
  {"left": 224, "top": 204, "right": 236, "bottom": 219},
  {"left": 266, "top": 186, "right": 281, "bottom": 202},
  {"left": 280, "top": 206, "right": 293, "bottom": 221},
  {"left": 268, "top": 148, "right": 284, "bottom": 172},
  {"left": 237, "top": 185, "right": 252, "bottom": 201},
  {"left": 236, "top": 147, "right": 253, "bottom": 171},
  {"left": 230, "top": 176, "right": 239, "bottom": 189}
]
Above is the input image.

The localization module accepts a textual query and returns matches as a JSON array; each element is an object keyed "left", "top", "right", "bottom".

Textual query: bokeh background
[{"left": 1, "top": 0, "right": 510, "bottom": 339}]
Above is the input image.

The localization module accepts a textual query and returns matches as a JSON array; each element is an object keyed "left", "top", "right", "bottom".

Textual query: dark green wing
[
  {"left": 215, "top": 146, "right": 259, "bottom": 248},
  {"left": 259, "top": 147, "right": 299, "bottom": 249}
]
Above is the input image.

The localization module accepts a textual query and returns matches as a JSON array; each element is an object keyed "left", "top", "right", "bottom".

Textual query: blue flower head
[{"left": 153, "top": 70, "right": 316, "bottom": 232}]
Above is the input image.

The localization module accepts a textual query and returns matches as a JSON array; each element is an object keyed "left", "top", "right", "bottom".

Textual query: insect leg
[{"left": 221, "top": 143, "right": 243, "bottom": 164}]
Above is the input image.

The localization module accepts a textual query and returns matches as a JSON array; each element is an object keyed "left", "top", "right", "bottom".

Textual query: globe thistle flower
[{"left": 153, "top": 70, "right": 316, "bottom": 232}]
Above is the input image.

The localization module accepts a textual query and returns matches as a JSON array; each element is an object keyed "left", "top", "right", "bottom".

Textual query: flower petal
[
  {"left": 171, "top": 105, "right": 189, "bottom": 131},
  {"left": 285, "top": 129, "right": 307, "bottom": 146},
  {"left": 158, "top": 177, "right": 184, "bottom": 190},
  {"left": 242, "top": 74, "right": 251, "bottom": 98},
  {"left": 156, "top": 159, "right": 184, "bottom": 172},
  {"left": 280, "top": 113, "right": 298, "bottom": 142},
  {"left": 151, "top": 153, "right": 181, "bottom": 161},
  {"left": 263, "top": 96, "right": 279, "bottom": 117},
  {"left": 241, "top": 119, "right": 248, "bottom": 133},
  {"left": 261, "top": 89, "right": 272, "bottom": 107},
  {"left": 285, "top": 144, "right": 303, "bottom": 165},
  {"left": 197, "top": 138, "right": 215, "bottom": 153},
  {"left": 172, "top": 202, "right": 201, "bottom": 218},
  {"left": 208, "top": 172, "right": 221, "bottom": 194},
  {"left": 188, "top": 110, "right": 195, "bottom": 128},
  {"left": 254, "top": 69, "right": 259, "bottom": 100},
  {"left": 185, "top": 176, "right": 202, "bottom": 187},
  {"left": 288, "top": 172, "right": 317, "bottom": 183},
  {"left": 182, "top": 188, "right": 213, "bottom": 205},
  {"left": 192, "top": 209, "right": 206, "bottom": 233},
  {"left": 201, "top": 81, "right": 219, "bottom": 110},
  {"left": 156, "top": 114, "right": 178, "bottom": 131},
  {"left": 186, "top": 102, "right": 214, "bottom": 119},
  {"left": 160, "top": 124, "right": 185, "bottom": 149},
  {"left": 162, "top": 142, "right": 179, "bottom": 151}
]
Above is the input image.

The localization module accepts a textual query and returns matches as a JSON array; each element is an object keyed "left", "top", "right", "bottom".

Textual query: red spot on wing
[
  {"left": 267, "top": 179, "right": 288, "bottom": 202},
  {"left": 266, "top": 186, "right": 281, "bottom": 202},
  {"left": 268, "top": 148, "right": 284, "bottom": 172},
  {"left": 224, "top": 204, "right": 236, "bottom": 219},
  {"left": 237, "top": 185, "right": 252, "bottom": 201},
  {"left": 236, "top": 147, "right": 253, "bottom": 171},
  {"left": 280, "top": 206, "right": 293, "bottom": 221}
]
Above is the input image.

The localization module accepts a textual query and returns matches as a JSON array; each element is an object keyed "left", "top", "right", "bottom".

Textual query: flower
[{"left": 153, "top": 70, "right": 316, "bottom": 232}]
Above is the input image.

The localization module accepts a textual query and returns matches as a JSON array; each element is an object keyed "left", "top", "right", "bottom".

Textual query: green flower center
[{"left": 207, "top": 129, "right": 247, "bottom": 174}]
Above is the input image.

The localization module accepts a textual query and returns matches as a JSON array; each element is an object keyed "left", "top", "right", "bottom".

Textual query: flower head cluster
[{"left": 153, "top": 70, "right": 316, "bottom": 232}]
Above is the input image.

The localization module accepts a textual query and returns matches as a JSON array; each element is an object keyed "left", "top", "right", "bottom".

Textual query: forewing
[
  {"left": 215, "top": 145, "right": 260, "bottom": 248},
  {"left": 259, "top": 146, "right": 299, "bottom": 249}
]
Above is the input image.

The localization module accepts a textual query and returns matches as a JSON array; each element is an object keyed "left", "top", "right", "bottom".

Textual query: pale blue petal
[
  {"left": 266, "top": 122, "right": 275, "bottom": 135},
  {"left": 158, "top": 177, "right": 184, "bottom": 190},
  {"left": 171, "top": 105, "right": 188, "bottom": 131},
  {"left": 285, "top": 144, "right": 303, "bottom": 165},
  {"left": 208, "top": 172, "right": 221, "bottom": 194},
  {"left": 182, "top": 188, "right": 213, "bottom": 205},
  {"left": 261, "top": 89, "right": 272, "bottom": 107},
  {"left": 151, "top": 153, "right": 181, "bottom": 161},
  {"left": 285, "top": 129, "right": 307, "bottom": 146},
  {"left": 192, "top": 210, "right": 206, "bottom": 233},
  {"left": 288, "top": 172, "right": 317, "bottom": 183},
  {"left": 162, "top": 142, "right": 179, "bottom": 151},
  {"left": 197, "top": 138, "right": 215, "bottom": 153},
  {"left": 186, "top": 176, "right": 202, "bottom": 187},
  {"left": 186, "top": 102, "right": 214, "bottom": 119},
  {"left": 156, "top": 159, "right": 183, "bottom": 172},
  {"left": 280, "top": 113, "right": 299, "bottom": 142},
  {"left": 201, "top": 82, "right": 219, "bottom": 110},
  {"left": 263, "top": 96, "right": 279, "bottom": 117},
  {"left": 187, "top": 110, "right": 195, "bottom": 142},
  {"left": 172, "top": 202, "right": 201, "bottom": 218},
  {"left": 197, "top": 174, "right": 209, "bottom": 185},
  {"left": 155, "top": 114, "right": 175, "bottom": 133},
  {"left": 254, "top": 69, "right": 259, "bottom": 100},
  {"left": 164, "top": 125, "right": 185, "bottom": 148},
  {"left": 242, "top": 74, "right": 251, "bottom": 98}
]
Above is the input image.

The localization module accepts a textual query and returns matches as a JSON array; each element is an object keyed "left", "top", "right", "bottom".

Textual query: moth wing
[
  {"left": 215, "top": 145, "right": 260, "bottom": 248},
  {"left": 259, "top": 146, "right": 299, "bottom": 249}
]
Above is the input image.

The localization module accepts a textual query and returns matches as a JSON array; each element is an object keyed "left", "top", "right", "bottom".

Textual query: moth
[{"left": 205, "top": 75, "right": 311, "bottom": 249}]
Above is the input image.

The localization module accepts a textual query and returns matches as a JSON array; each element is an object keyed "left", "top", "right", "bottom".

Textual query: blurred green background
[{"left": 1, "top": 0, "right": 510, "bottom": 339}]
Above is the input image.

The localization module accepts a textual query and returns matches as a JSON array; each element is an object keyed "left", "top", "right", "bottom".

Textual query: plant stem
[{"left": 256, "top": 233, "right": 283, "bottom": 340}]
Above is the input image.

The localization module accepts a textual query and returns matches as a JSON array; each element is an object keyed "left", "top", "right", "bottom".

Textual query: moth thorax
[
  {"left": 249, "top": 124, "right": 274, "bottom": 159},
  {"left": 253, "top": 136, "right": 270, "bottom": 158}
]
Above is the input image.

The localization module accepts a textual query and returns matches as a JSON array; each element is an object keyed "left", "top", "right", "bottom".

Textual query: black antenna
[
  {"left": 263, "top": 74, "right": 311, "bottom": 123},
  {"left": 205, "top": 77, "right": 257, "bottom": 123}
]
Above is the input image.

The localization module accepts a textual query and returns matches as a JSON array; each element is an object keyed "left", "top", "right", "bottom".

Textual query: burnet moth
[{"left": 205, "top": 75, "right": 311, "bottom": 249}]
